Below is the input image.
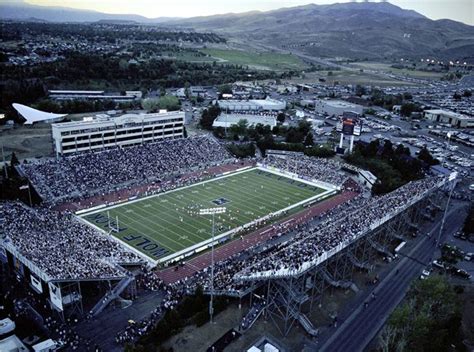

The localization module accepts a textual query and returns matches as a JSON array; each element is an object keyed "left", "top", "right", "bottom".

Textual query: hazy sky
[{"left": 16, "top": 0, "right": 474, "bottom": 25}]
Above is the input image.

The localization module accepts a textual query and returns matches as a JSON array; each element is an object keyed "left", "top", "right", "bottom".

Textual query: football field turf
[{"left": 80, "top": 168, "right": 326, "bottom": 261}]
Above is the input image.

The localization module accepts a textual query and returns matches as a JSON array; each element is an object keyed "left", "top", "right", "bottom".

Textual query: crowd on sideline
[
  {"left": 20, "top": 136, "right": 233, "bottom": 204},
  {"left": 237, "top": 176, "right": 444, "bottom": 278},
  {"left": 0, "top": 202, "right": 142, "bottom": 280},
  {"left": 261, "top": 155, "right": 352, "bottom": 187},
  {"left": 188, "top": 176, "right": 443, "bottom": 293}
]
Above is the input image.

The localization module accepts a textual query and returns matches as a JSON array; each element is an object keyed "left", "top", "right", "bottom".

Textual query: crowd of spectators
[
  {"left": 0, "top": 202, "right": 142, "bottom": 280},
  {"left": 240, "top": 299, "right": 265, "bottom": 331},
  {"left": 20, "top": 136, "right": 233, "bottom": 204},
  {"left": 115, "top": 278, "right": 184, "bottom": 345},
  {"left": 261, "top": 155, "right": 351, "bottom": 187},
  {"left": 237, "top": 175, "right": 445, "bottom": 278},
  {"left": 188, "top": 175, "right": 444, "bottom": 294}
]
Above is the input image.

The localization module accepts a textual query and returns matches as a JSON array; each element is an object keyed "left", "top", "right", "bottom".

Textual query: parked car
[{"left": 420, "top": 268, "right": 431, "bottom": 280}]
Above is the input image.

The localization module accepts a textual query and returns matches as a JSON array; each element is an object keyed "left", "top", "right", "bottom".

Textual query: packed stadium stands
[
  {"left": 0, "top": 202, "right": 142, "bottom": 280},
  {"left": 20, "top": 136, "right": 234, "bottom": 204},
  {"left": 261, "top": 155, "right": 356, "bottom": 187},
  {"left": 188, "top": 176, "right": 445, "bottom": 293}
]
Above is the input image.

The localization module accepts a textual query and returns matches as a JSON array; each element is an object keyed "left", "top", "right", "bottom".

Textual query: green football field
[{"left": 80, "top": 168, "right": 325, "bottom": 261}]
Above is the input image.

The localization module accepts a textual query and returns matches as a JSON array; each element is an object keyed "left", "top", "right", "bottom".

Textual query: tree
[
  {"left": 218, "top": 84, "right": 232, "bottom": 95},
  {"left": 200, "top": 105, "right": 221, "bottom": 130},
  {"left": 229, "top": 119, "right": 248, "bottom": 137},
  {"left": 277, "top": 112, "right": 286, "bottom": 124},
  {"left": 355, "top": 84, "right": 367, "bottom": 97},
  {"left": 157, "top": 95, "right": 180, "bottom": 111},
  {"left": 418, "top": 147, "right": 439, "bottom": 166},
  {"left": 141, "top": 97, "right": 160, "bottom": 112},
  {"left": 304, "top": 132, "right": 314, "bottom": 146},
  {"left": 297, "top": 120, "right": 312, "bottom": 136},
  {"left": 381, "top": 276, "right": 462, "bottom": 352},
  {"left": 400, "top": 103, "right": 418, "bottom": 117}
]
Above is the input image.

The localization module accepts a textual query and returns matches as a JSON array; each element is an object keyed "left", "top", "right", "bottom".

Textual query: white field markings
[
  {"left": 199, "top": 170, "right": 318, "bottom": 218},
  {"left": 153, "top": 189, "right": 255, "bottom": 234},
  {"left": 110, "top": 205, "right": 196, "bottom": 250},
  {"left": 207, "top": 171, "right": 318, "bottom": 215},
  {"left": 103, "top": 208, "right": 180, "bottom": 253},
  {"left": 126, "top": 201, "right": 206, "bottom": 246},
  {"left": 191, "top": 172, "right": 314, "bottom": 228},
  {"left": 81, "top": 167, "right": 257, "bottom": 216},
  {"left": 133, "top": 171, "right": 284, "bottom": 242},
  {"left": 131, "top": 201, "right": 212, "bottom": 245},
  {"left": 107, "top": 169, "right": 322, "bottom": 253}
]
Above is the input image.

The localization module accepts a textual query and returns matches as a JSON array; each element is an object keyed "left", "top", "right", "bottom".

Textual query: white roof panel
[{"left": 12, "top": 103, "right": 67, "bottom": 125}]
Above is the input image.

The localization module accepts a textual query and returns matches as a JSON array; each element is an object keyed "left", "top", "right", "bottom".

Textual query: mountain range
[{"left": 1, "top": 1, "right": 473, "bottom": 60}]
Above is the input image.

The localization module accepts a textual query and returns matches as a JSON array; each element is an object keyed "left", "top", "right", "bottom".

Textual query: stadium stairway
[
  {"left": 320, "top": 268, "right": 359, "bottom": 293},
  {"left": 368, "top": 238, "right": 393, "bottom": 258},
  {"left": 298, "top": 313, "right": 319, "bottom": 337},
  {"left": 89, "top": 275, "right": 134, "bottom": 317},
  {"left": 347, "top": 252, "right": 373, "bottom": 272}
]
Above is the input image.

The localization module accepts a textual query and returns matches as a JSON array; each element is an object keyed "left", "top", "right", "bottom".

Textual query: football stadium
[
  {"left": 1, "top": 132, "right": 452, "bottom": 350},
  {"left": 79, "top": 167, "right": 333, "bottom": 263}
]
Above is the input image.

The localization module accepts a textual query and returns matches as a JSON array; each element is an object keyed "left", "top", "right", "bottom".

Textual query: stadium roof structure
[{"left": 12, "top": 103, "right": 67, "bottom": 125}]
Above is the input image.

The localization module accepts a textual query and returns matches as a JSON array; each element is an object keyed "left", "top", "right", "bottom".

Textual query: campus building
[
  {"left": 51, "top": 111, "right": 185, "bottom": 155},
  {"left": 212, "top": 113, "right": 277, "bottom": 129},
  {"left": 314, "top": 99, "right": 364, "bottom": 116},
  {"left": 217, "top": 98, "right": 286, "bottom": 112},
  {"left": 48, "top": 90, "right": 143, "bottom": 102},
  {"left": 424, "top": 109, "right": 474, "bottom": 128}
]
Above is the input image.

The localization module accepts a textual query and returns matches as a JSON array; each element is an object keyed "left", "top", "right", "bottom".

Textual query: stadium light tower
[
  {"left": 436, "top": 171, "right": 457, "bottom": 246},
  {"left": 199, "top": 207, "right": 226, "bottom": 324}
]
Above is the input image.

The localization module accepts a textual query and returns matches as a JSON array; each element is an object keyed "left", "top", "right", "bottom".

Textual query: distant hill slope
[
  {"left": 1, "top": 1, "right": 472, "bottom": 60},
  {"left": 0, "top": 2, "right": 177, "bottom": 23},
  {"left": 168, "top": 2, "right": 474, "bottom": 60}
]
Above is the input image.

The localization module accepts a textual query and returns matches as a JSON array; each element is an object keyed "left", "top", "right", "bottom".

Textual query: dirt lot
[{"left": 0, "top": 123, "right": 53, "bottom": 160}]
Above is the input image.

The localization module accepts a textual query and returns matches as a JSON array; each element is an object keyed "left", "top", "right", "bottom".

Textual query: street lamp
[
  {"left": 199, "top": 207, "right": 226, "bottom": 324},
  {"left": 19, "top": 182, "right": 32, "bottom": 207},
  {"left": 436, "top": 171, "right": 457, "bottom": 246}
]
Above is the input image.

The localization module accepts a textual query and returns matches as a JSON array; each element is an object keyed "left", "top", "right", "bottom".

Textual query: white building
[
  {"left": 52, "top": 111, "right": 184, "bottom": 155},
  {"left": 48, "top": 90, "right": 142, "bottom": 102},
  {"left": 212, "top": 114, "right": 277, "bottom": 129},
  {"left": 314, "top": 99, "right": 364, "bottom": 116},
  {"left": 424, "top": 109, "right": 474, "bottom": 128},
  {"left": 358, "top": 170, "right": 377, "bottom": 190},
  {"left": 217, "top": 98, "right": 286, "bottom": 112}
]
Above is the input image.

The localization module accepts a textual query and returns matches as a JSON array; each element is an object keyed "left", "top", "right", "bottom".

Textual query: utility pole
[
  {"left": 199, "top": 207, "right": 226, "bottom": 324},
  {"left": 1, "top": 144, "right": 8, "bottom": 179},
  {"left": 436, "top": 172, "right": 457, "bottom": 246}
]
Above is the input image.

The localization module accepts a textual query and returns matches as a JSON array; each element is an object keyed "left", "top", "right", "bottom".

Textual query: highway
[{"left": 319, "top": 201, "right": 467, "bottom": 352}]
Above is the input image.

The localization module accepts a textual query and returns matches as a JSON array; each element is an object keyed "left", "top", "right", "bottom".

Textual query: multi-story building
[
  {"left": 51, "top": 112, "right": 184, "bottom": 156},
  {"left": 217, "top": 98, "right": 286, "bottom": 112},
  {"left": 48, "top": 90, "right": 142, "bottom": 102},
  {"left": 314, "top": 99, "right": 364, "bottom": 116},
  {"left": 424, "top": 109, "right": 474, "bottom": 128}
]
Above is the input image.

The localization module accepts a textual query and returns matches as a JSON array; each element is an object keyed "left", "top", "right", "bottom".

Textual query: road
[{"left": 319, "top": 201, "right": 467, "bottom": 352}]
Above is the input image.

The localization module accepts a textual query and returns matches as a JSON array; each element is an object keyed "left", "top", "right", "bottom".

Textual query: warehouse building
[
  {"left": 314, "top": 99, "right": 364, "bottom": 116},
  {"left": 424, "top": 109, "right": 474, "bottom": 128},
  {"left": 51, "top": 111, "right": 184, "bottom": 155},
  {"left": 212, "top": 113, "right": 277, "bottom": 129},
  {"left": 217, "top": 98, "right": 286, "bottom": 112},
  {"left": 48, "top": 90, "right": 142, "bottom": 102}
]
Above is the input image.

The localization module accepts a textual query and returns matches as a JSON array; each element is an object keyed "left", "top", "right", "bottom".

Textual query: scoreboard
[{"left": 336, "top": 112, "right": 362, "bottom": 136}]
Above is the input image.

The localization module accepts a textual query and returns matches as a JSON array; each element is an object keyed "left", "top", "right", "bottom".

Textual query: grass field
[
  {"left": 349, "top": 62, "right": 445, "bottom": 80},
  {"left": 200, "top": 48, "right": 308, "bottom": 71},
  {"left": 81, "top": 168, "right": 325, "bottom": 261}
]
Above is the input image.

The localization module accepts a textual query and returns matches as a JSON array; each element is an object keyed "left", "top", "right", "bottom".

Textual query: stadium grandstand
[
  {"left": 18, "top": 136, "right": 235, "bottom": 205},
  {"left": 1, "top": 128, "right": 455, "bottom": 349}
]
